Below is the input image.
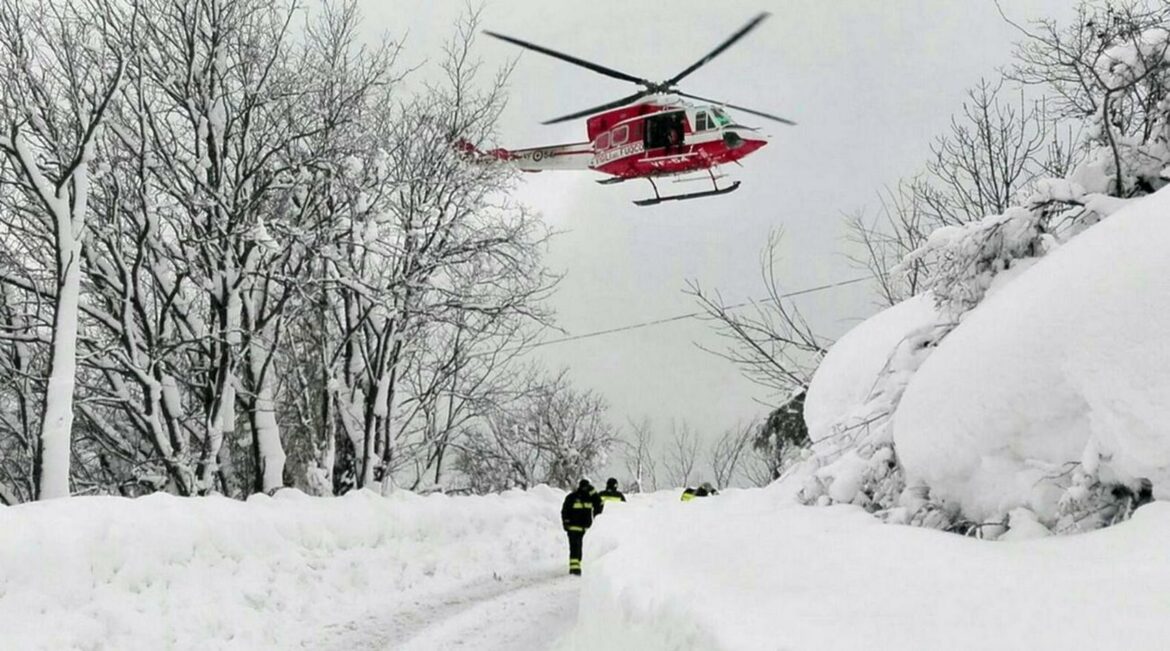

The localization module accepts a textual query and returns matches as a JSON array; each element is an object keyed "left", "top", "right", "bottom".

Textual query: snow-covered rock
[{"left": 894, "top": 185, "right": 1170, "bottom": 524}]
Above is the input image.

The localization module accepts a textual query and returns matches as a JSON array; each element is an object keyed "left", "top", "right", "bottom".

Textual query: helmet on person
[
  {"left": 578, "top": 478, "right": 593, "bottom": 490},
  {"left": 700, "top": 481, "right": 714, "bottom": 492},
  {"left": 606, "top": 477, "right": 619, "bottom": 489}
]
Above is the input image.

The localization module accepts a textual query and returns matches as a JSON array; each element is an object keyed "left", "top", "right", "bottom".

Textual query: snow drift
[
  {"left": 0, "top": 487, "right": 564, "bottom": 650},
  {"left": 796, "top": 292, "right": 944, "bottom": 512},
  {"left": 803, "top": 293, "right": 940, "bottom": 445},
  {"left": 561, "top": 485, "right": 1170, "bottom": 651},
  {"left": 893, "top": 185, "right": 1170, "bottom": 524}
]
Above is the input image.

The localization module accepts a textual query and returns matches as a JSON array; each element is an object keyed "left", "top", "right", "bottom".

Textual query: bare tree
[
  {"left": 844, "top": 182, "right": 931, "bottom": 307},
  {"left": 621, "top": 417, "right": 657, "bottom": 493},
  {"left": 709, "top": 422, "right": 754, "bottom": 489},
  {"left": 686, "top": 230, "right": 826, "bottom": 400},
  {"left": 0, "top": 284, "right": 41, "bottom": 503},
  {"left": 1003, "top": 0, "right": 1170, "bottom": 196},
  {"left": 923, "top": 79, "right": 1054, "bottom": 225},
  {"left": 662, "top": 421, "right": 700, "bottom": 488},
  {"left": 846, "top": 78, "right": 1072, "bottom": 307},
  {"left": 400, "top": 297, "right": 553, "bottom": 491}
]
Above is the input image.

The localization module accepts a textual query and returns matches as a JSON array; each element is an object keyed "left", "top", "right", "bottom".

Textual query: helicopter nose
[{"left": 724, "top": 128, "right": 768, "bottom": 154}]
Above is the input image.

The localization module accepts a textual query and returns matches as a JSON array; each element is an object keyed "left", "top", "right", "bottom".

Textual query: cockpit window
[
  {"left": 695, "top": 111, "right": 711, "bottom": 131},
  {"left": 711, "top": 108, "right": 731, "bottom": 127}
]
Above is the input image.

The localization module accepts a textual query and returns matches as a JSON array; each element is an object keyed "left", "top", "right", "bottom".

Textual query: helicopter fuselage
[{"left": 497, "top": 98, "right": 769, "bottom": 179}]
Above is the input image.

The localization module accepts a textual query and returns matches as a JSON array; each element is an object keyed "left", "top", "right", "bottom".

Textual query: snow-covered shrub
[{"left": 900, "top": 206, "right": 1054, "bottom": 317}]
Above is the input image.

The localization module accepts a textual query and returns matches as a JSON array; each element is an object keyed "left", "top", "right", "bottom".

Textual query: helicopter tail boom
[{"left": 456, "top": 139, "right": 593, "bottom": 172}]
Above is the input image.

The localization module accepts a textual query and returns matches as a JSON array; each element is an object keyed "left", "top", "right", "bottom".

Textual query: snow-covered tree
[
  {"left": 318, "top": 11, "right": 552, "bottom": 493},
  {"left": 456, "top": 369, "right": 616, "bottom": 494},
  {"left": 0, "top": 0, "right": 556, "bottom": 502},
  {"left": 744, "top": 391, "right": 810, "bottom": 485},
  {"left": 0, "top": 0, "right": 123, "bottom": 499}
]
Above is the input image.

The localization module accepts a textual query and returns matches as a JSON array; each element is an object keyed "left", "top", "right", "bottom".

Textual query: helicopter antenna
[{"left": 485, "top": 12, "right": 795, "bottom": 126}]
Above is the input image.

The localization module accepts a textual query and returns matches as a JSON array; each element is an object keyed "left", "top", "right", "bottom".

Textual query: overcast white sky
[{"left": 359, "top": 0, "right": 1075, "bottom": 448}]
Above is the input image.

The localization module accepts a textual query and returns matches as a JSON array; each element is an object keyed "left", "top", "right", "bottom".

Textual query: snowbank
[
  {"left": 803, "top": 293, "right": 938, "bottom": 443},
  {"left": 893, "top": 185, "right": 1170, "bottom": 523},
  {"left": 795, "top": 294, "right": 942, "bottom": 510},
  {"left": 561, "top": 485, "right": 1170, "bottom": 650},
  {"left": 0, "top": 487, "right": 564, "bottom": 650}
]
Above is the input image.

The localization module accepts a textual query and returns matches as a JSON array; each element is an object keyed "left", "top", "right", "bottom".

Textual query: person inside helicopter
[{"left": 645, "top": 111, "right": 686, "bottom": 152}]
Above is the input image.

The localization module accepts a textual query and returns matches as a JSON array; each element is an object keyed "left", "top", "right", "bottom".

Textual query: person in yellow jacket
[
  {"left": 598, "top": 477, "right": 626, "bottom": 504},
  {"left": 681, "top": 481, "right": 718, "bottom": 501}
]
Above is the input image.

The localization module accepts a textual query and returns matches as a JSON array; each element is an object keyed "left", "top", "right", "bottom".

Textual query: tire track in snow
[{"left": 313, "top": 570, "right": 580, "bottom": 651}]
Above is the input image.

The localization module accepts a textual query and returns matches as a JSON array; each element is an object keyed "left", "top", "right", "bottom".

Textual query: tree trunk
[
  {"left": 36, "top": 240, "right": 82, "bottom": 500},
  {"left": 248, "top": 336, "right": 285, "bottom": 493}
]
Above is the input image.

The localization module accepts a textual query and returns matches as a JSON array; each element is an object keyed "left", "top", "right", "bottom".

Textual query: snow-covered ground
[
  {"left": 5, "top": 482, "right": 1170, "bottom": 650},
  {"left": 565, "top": 484, "right": 1170, "bottom": 651},
  {"left": 0, "top": 487, "right": 567, "bottom": 650}
]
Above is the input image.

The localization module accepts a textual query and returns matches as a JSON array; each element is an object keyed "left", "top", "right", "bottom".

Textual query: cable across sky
[{"left": 514, "top": 275, "right": 871, "bottom": 354}]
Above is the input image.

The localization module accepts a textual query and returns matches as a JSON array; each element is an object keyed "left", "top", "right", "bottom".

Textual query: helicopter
[{"left": 476, "top": 12, "right": 794, "bottom": 206}]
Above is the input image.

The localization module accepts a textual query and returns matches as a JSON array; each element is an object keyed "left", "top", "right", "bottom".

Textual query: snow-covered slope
[
  {"left": 562, "top": 485, "right": 1170, "bottom": 651},
  {"left": 0, "top": 487, "right": 564, "bottom": 650},
  {"left": 894, "top": 185, "right": 1170, "bottom": 523}
]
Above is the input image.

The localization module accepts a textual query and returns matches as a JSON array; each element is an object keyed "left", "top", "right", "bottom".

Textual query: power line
[{"left": 514, "top": 275, "right": 870, "bottom": 354}]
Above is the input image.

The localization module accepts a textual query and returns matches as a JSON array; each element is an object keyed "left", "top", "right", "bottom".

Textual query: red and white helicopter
[{"left": 478, "top": 12, "right": 794, "bottom": 206}]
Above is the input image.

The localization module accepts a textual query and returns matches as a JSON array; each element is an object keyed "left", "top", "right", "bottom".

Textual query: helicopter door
[{"left": 644, "top": 112, "right": 686, "bottom": 150}]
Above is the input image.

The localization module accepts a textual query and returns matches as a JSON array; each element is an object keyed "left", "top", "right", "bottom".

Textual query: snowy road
[{"left": 314, "top": 570, "right": 580, "bottom": 651}]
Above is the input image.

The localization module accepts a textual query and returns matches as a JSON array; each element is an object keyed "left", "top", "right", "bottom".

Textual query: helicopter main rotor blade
[
  {"left": 484, "top": 30, "right": 649, "bottom": 86},
  {"left": 663, "top": 13, "right": 770, "bottom": 87},
  {"left": 676, "top": 91, "right": 797, "bottom": 125},
  {"left": 542, "top": 90, "right": 652, "bottom": 125}
]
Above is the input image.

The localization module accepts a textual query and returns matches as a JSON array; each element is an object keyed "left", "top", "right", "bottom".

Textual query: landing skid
[
  {"left": 632, "top": 170, "right": 739, "bottom": 206},
  {"left": 633, "top": 182, "right": 741, "bottom": 206}
]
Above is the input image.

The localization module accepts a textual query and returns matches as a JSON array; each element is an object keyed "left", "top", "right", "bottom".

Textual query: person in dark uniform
[
  {"left": 598, "top": 477, "right": 627, "bottom": 505},
  {"left": 561, "top": 478, "right": 604, "bottom": 575}
]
